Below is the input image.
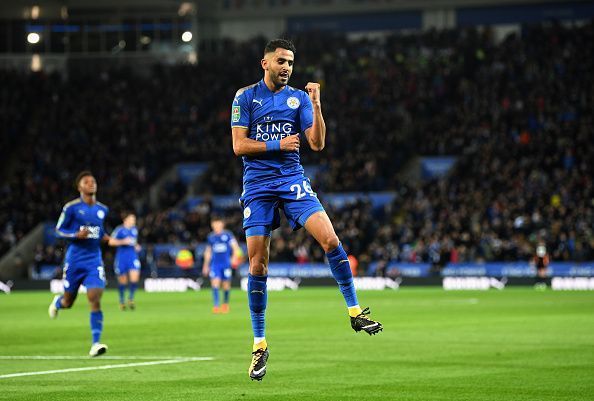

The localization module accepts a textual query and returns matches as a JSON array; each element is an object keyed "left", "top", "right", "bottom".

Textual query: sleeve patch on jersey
[{"left": 232, "top": 106, "right": 241, "bottom": 122}]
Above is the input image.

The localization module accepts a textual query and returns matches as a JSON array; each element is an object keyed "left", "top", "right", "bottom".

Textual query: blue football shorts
[
  {"left": 114, "top": 258, "right": 141, "bottom": 276},
  {"left": 210, "top": 265, "right": 232, "bottom": 281},
  {"left": 240, "top": 174, "right": 325, "bottom": 233},
  {"left": 62, "top": 262, "right": 106, "bottom": 293}
]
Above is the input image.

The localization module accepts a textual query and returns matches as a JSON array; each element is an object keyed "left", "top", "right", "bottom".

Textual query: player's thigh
[
  {"left": 304, "top": 211, "right": 340, "bottom": 252},
  {"left": 117, "top": 273, "right": 129, "bottom": 285},
  {"left": 210, "top": 277, "right": 221, "bottom": 288},
  {"left": 128, "top": 268, "right": 140, "bottom": 282},
  {"left": 246, "top": 235, "right": 271, "bottom": 275}
]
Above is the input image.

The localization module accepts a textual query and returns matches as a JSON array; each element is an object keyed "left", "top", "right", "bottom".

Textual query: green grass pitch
[{"left": 1, "top": 288, "right": 593, "bottom": 401}]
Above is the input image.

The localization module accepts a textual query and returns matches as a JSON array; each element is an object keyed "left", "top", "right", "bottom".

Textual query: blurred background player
[
  {"left": 231, "top": 39, "right": 383, "bottom": 381},
  {"left": 109, "top": 212, "right": 141, "bottom": 310},
  {"left": 48, "top": 171, "right": 109, "bottom": 357},
  {"left": 202, "top": 218, "right": 242, "bottom": 314},
  {"left": 533, "top": 243, "right": 550, "bottom": 290}
]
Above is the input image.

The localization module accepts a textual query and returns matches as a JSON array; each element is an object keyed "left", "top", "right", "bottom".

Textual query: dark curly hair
[
  {"left": 74, "top": 170, "right": 94, "bottom": 190},
  {"left": 264, "top": 39, "right": 296, "bottom": 55}
]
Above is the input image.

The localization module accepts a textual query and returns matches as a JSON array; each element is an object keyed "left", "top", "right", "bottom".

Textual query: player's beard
[{"left": 274, "top": 71, "right": 290, "bottom": 87}]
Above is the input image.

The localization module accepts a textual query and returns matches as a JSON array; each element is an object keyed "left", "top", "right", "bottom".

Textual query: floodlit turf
[{"left": 1, "top": 287, "right": 593, "bottom": 401}]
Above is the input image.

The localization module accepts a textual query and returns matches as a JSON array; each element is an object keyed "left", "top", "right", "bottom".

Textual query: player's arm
[
  {"left": 202, "top": 245, "right": 212, "bottom": 277},
  {"left": 55, "top": 206, "right": 88, "bottom": 239},
  {"left": 107, "top": 227, "right": 133, "bottom": 246},
  {"left": 108, "top": 237, "right": 133, "bottom": 246},
  {"left": 232, "top": 126, "right": 266, "bottom": 156},
  {"left": 230, "top": 238, "right": 242, "bottom": 255},
  {"left": 232, "top": 127, "right": 299, "bottom": 156},
  {"left": 303, "top": 82, "right": 326, "bottom": 152},
  {"left": 230, "top": 238, "right": 245, "bottom": 265}
]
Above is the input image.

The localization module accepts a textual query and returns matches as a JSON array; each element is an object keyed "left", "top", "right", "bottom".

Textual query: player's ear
[{"left": 261, "top": 57, "right": 268, "bottom": 70}]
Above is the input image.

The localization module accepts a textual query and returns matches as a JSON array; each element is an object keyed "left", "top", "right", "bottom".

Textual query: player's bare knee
[
  {"left": 249, "top": 259, "right": 268, "bottom": 276},
  {"left": 321, "top": 234, "right": 340, "bottom": 253}
]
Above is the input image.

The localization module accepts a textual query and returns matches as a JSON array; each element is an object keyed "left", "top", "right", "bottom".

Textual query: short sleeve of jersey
[
  {"left": 111, "top": 227, "right": 123, "bottom": 239},
  {"left": 56, "top": 204, "right": 74, "bottom": 233},
  {"left": 100, "top": 206, "right": 109, "bottom": 238},
  {"left": 207, "top": 234, "right": 214, "bottom": 247},
  {"left": 231, "top": 90, "right": 251, "bottom": 128},
  {"left": 299, "top": 92, "right": 314, "bottom": 132}
]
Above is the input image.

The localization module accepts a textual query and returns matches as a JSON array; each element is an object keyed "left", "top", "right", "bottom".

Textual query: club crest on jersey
[
  {"left": 243, "top": 207, "right": 251, "bottom": 219},
  {"left": 97, "top": 210, "right": 105, "bottom": 219},
  {"left": 232, "top": 106, "right": 241, "bottom": 122},
  {"left": 287, "top": 96, "right": 300, "bottom": 109}
]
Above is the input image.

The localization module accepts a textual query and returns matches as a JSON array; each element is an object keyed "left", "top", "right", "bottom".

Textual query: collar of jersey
[
  {"left": 79, "top": 196, "right": 98, "bottom": 207},
  {"left": 259, "top": 79, "right": 287, "bottom": 95}
]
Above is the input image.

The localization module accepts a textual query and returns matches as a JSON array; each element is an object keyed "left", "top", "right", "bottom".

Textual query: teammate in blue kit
[
  {"left": 231, "top": 39, "right": 383, "bottom": 381},
  {"left": 202, "top": 218, "right": 241, "bottom": 314},
  {"left": 48, "top": 171, "right": 110, "bottom": 357},
  {"left": 109, "top": 212, "right": 141, "bottom": 311}
]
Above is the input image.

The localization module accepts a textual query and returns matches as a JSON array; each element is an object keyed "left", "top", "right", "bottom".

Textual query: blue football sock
[
  {"left": 247, "top": 274, "right": 267, "bottom": 338},
  {"left": 129, "top": 282, "right": 137, "bottom": 301},
  {"left": 223, "top": 288, "right": 230, "bottom": 304},
  {"left": 90, "top": 310, "right": 103, "bottom": 344},
  {"left": 212, "top": 288, "right": 220, "bottom": 307},
  {"left": 118, "top": 284, "right": 126, "bottom": 304},
  {"left": 54, "top": 295, "right": 63, "bottom": 310},
  {"left": 327, "top": 244, "right": 359, "bottom": 307}
]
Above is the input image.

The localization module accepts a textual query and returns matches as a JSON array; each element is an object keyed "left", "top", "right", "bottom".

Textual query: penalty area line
[
  {"left": 0, "top": 355, "right": 210, "bottom": 361},
  {"left": 0, "top": 357, "right": 214, "bottom": 379}
]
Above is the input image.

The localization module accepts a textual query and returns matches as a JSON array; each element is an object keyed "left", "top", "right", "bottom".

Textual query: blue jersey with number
[
  {"left": 111, "top": 225, "right": 139, "bottom": 266},
  {"left": 231, "top": 79, "right": 314, "bottom": 186},
  {"left": 55, "top": 198, "right": 108, "bottom": 268},
  {"left": 207, "top": 231, "right": 236, "bottom": 269}
]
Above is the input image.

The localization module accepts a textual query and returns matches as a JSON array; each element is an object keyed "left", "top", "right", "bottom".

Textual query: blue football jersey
[
  {"left": 55, "top": 198, "right": 108, "bottom": 268},
  {"left": 231, "top": 79, "right": 314, "bottom": 185},
  {"left": 111, "top": 225, "right": 139, "bottom": 264},
  {"left": 207, "top": 231, "right": 236, "bottom": 269}
]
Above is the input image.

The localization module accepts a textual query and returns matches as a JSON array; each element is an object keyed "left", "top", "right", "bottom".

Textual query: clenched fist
[
  {"left": 76, "top": 228, "right": 90, "bottom": 239},
  {"left": 305, "top": 82, "right": 321, "bottom": 107},
  {"left": 280, "top": 135, "right": 300, "bottom": 152}
]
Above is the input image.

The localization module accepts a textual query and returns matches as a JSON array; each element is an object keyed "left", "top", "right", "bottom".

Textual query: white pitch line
[
  {"left": 0, "top": 355, "right": 207, "bottom": 361},
  {"left": 0, "top": 357, "right": 214, "bottom": 379}
]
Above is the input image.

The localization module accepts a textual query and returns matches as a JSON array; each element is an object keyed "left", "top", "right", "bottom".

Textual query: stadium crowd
[
  {"left": 1, "top": 21, "right": 592, "bottom": 274},
  {"left": 366, "top": 22, "right": 594, "bottom": 267}
]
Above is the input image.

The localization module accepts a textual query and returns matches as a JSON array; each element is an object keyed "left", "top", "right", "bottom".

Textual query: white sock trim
[{"left": 254, "top": 337, "right": 266, "bottom": 345}]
